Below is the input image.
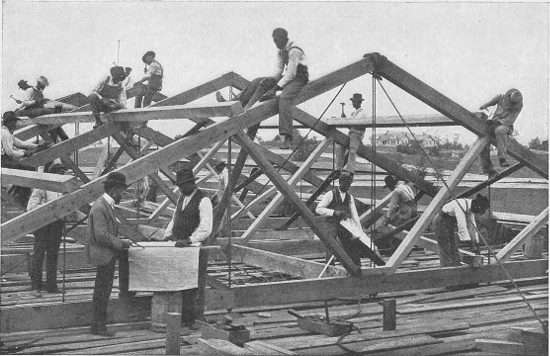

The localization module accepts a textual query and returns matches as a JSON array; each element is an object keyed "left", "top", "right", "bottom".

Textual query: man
[
  {"left": 434, "top": 194, "right": 489, "bottom": 267},
  {"left": 479, "top": 89, "right": 523, "bottom": 178},
  {"left": 316, "top": 171, "right": 385, "bottom": 267},
  {"left": 216, "top": 76, "right": 278, "bottom": 110},
  {"left": 379, "top": 175, "right": 417, "bottom": 228},
  {"left": 335, "top": 93, "right": 368, "bottom": 174},
  {"left": 27, "top": 163, "right": 67, "bottom": 297},
  {"left": 86, "top": 172, "right": 133, "bottom": 337},
  {"left": 161, "top": 167, "right": 213, "bottom": 329},
  {"left": 89, "top": 66, "right": 128, "bottom": 129},
  {"left": 134, "top": 51, "right": 163, "bottom": 108}
]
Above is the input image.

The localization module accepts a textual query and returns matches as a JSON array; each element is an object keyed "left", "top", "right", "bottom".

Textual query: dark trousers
[
  {"left": 134, "top": 82, "right": 160, "bottom": 109},
  {"left": 89, "top": 93, "right": 124, "bottom": 120},
  {"left": 2, "top": 156, "right": 35, "bottom": 206},
  {"left": 91, "top": 250, "right": 129, "bottom": 331},
  {"left": 30, "top": 220, "right": 64, "bottom": 291},
  {"left": 434, "top": 213, "right": 461, "bottom": 267},
  {"left": 324, "top": 221, "right": 362, "bottom": 267},
  {"left": 238, "top": 77, "right": 277, "bottom": 107},
  {"left": 279, "top": 78, "right": 307, "bottom": 138},
  {"left": 181, "top": 250, "right": 208, "bottom": 325}
]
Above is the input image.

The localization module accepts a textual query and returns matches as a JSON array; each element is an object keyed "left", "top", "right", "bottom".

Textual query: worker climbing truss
[{"left": 1, "top": 53, "right": 547, "bottom": 326}]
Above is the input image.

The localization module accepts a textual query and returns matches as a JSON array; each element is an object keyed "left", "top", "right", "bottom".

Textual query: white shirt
[
  {"left": 274, "top": 40, "right": 308, "bottom": 88},
  {"left": 162, "top": 190, "right": 213, "bottom": 245},
  {"left": 102, "top": 192, "right": 116, "bottom": 210},
  {"left": 27, "top": 189, "right": 63, "bottom": 211},
  {"left": 441, "top": 199, "right": 479, "bottom": 243},
  {"left": 92, "top": 76, "right": 128, "bottom": 108},
  {"left": 316, "top": 189, "right": 361, "bottom": 228},
  {"left": 1, "top": 125, "right": 35, "bottom": 159},
  {"left": 348, "top": 108, "right": 368, "bottom": 135}
]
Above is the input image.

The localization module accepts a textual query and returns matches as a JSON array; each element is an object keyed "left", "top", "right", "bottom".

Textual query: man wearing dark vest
[
  {"left": 316, "top": 171, "right": 385, "bottom": 268},
  {"left": 134, "top": 51, "right": 163, "bottom": 108},
  {"left": 162, "top": 167, "right": 213, "bottom": 329},
  {"left": 89, "top": 66, "right": 128, "bottom": 129}
]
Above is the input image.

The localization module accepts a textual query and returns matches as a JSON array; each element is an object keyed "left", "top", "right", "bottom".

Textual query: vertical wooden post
[
  {"left": 383, "top": 299, "right": 396, "bottom": 331},
  {"left": 166, "top": 312, "right": 181, "bottom": 355}
]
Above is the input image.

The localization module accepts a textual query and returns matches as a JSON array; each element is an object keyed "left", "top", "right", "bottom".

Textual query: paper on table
[{"left": 340, "top": 218, "right": 374, "bottom": 249}]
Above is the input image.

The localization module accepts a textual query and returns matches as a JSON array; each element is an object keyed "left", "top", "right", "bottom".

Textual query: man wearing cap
[
  {"left": 161, "top": 167, "right": 213, "bottom": 329},
  {"left": 479, "top": 89, "right": 523, "bottom": 178},
  {"left": 335, "top": 93, "right": 368, "bottom": 174},
  {"left": 86, "top": 172, "right": 133, "bottom": 336},
  {"left": 27, "top": 163, "right": 68, "bottom": 297},
  {"left": 134, "top": 51, "right": 163, "bottom": 108},
  {"left": 316, "top": 171, "right": 385, "bottom": 268},
  {"left": 89, "top": 66, "right": 129, "bottom": 129}
]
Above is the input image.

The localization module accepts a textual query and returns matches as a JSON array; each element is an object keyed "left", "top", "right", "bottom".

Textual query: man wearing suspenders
[
  {"left": 134, "top": 51, "right": 163, "bottom": 108},
  {"left": 89, "top": 66, "right": 128, "bottom": 128},
  {"left": 380, "top": 175, "right": 417, "bottom": 228}
]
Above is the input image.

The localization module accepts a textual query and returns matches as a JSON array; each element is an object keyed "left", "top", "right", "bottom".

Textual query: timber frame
[{"left": 1, "top": 53, "right": 547, "bottom": 308}]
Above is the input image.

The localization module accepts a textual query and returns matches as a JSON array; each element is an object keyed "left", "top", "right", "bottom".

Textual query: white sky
[{"left": 2, "top": 1, "right": 548, "bottom": 144}]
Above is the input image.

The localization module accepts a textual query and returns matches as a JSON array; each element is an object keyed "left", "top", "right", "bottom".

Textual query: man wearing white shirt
[
  {"left": 434, "top": 194, "right": 489, "bottom": 267},
  {"left": 335, "top": 93, "right": 368, "bottom": 174},
  {"left": 316, "top": 171, "right": 385, "bottom": 267},
  {"left": 134, "top": 51, "right": 163, "bottom": 108},
  {"left": 89, "top": 66, "right": 128, "bottom": 129},
  {"left": 162, "top": 167, "right": 213, "bottom": 329}
]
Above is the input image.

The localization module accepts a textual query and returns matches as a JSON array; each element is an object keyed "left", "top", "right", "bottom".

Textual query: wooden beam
[
  {"left": 20, "top": 102, "right": 243, "bottom": 126},
  {"left": 457, "top": 162, "right": 524, "bottom": 199},
  {"left": 239, "top": 138, "right": 332, "bottom": 241},
  {"left": 230, "top": 245, "right": 347, "bottom": 279},
  {"left": 495, "top": 207, "right": 549, "bottom": 262},
  {"left": 376, "top": 57, "right": 548, "bottom": 179},
  {"left": 360, "top": 191, "right": 393, "bottom": 225},
  {"left": 91, "top": 144, "right": 110, "bottom": 180},
  {"left": 19, "top": 122, "right": 118, "bottom": 167},
  {"left": 235, "top": 132, "right": 362, "bottom": 275},
  {"left": 385, "top": 136, "right": 489, "bottom": 269},
  {"left": 1, "top": 168, "right": 82, "bottom": 193},
  {"left": 394, "top": 231, "right": 477, "bottom": 259},
  {"left": 59, "top": 154, "right": 89, "bottom": 183},
  {"left": 137, "top": 126, "right": 174, "bottom": 147},
  {"left": 325, "top": 114, "right": 455, "bottom": 127},
  {"left": 291, "top": 107, "right": 439, "bottom": 197}
]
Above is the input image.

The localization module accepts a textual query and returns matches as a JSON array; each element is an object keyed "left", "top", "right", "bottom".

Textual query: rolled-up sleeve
[
  {"left": 277, "top": 48, "right": 301, "bottom": 88},
  {"left": 316, "top": 191, "right": 335, "bottom": 217}
]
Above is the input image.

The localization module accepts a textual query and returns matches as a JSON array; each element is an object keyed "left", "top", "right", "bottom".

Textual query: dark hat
[
  {"left": 384, "top": 175, "right": 398, "bottom": 189},
  {"left": 37, "top": 76, "right": 49, "bottom": 87},
  {"left": 174, "top": 168, "right": 196, "bottom": 185},
  {"left": 142, "top": 51, "right": 156, "bottom": 63},
  {"left": 350, "top": 93, "right": 364, "bottom": 102},
  {"left": 103, "top": 172, "right": 128, "bottom": 188},
  {"left": 272, "top": 27, "right": 288, "bottom": 38},
  {"left": 110, "top": 66, "right": 127, "bottom": 80},
  {"left": 339, "top": 170, "right": 353, "bottom": 183},
  {"left": 507, "top": 88, "right": 523, "bottom": 103},
  {"left": 17, "top": 79, "right": 29, "bottom": 88},
  {"left": 471, "top": 193, "right": 489, "bottom": 213},
  {"left": 47, "top": 163, "right": 66, "bottom": 174},
  {"left": 2, "top": 111, "right": 18, "bottom": 124}
]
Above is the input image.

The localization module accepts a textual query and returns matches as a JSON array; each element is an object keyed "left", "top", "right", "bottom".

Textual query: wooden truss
[{"left": 1, "top": 53, "right": 547, "bottom": 302}]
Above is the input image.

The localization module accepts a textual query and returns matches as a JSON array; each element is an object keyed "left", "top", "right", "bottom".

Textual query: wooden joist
[
  {"left": 1, "top": 168, "right": 82, "bottom": 193},
  {"left": 325, "top": 114, "right": 455, "bottom": 127}
]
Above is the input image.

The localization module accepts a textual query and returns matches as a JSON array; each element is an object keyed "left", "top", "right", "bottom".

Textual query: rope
[{"left": 376, "top": 78, "right": 547, "bottom": 332}]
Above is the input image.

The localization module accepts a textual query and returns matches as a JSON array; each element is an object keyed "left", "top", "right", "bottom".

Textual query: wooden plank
[
  {"left": 394, "top": 231, "right": 477, "bottom": 258},
  {"left": 59, "top": 154, "right": 90, "bottom": 183},
  {"left": 457, "top": 162, "right": 524, "bottom": 199},
  {"left": 385, "top": 136, "right": 489, "bottom": 269},
  {"left": 1, "top": 168, "right": 82, "bottom": 193},
  {"left": 325, "top": 114, "right": 455, "bottom": 127},
  {"left": 244, "top": 341, "right": 296, "bottom": 355},
  {"left": 475, "top": 338, "right": 547, "bottom": 355},
  {"left": 377, "top": 57, "right": 548, "bottom": 179},
  {"left": 495, "top": 207, "right": 549, "bottom": 262},
  {"left": 291, "top": 107, "right": 439, "bottom": 197},
  {"left": 235, "top": 132, "right": 362, "bottom": 276},
  {"left": 360, "top": 191, "right": 393, "bottom": 225},
  {"left": 18, "top": 122, "right": 118, "bottom": 167},
  {"left": 91, "top": 144, "right": 110, "bottom": 180},
  {"left": 239, "top": 139, "right": 332, "bottom": 241},
  {"left": 197, "top": 338, "right": 253, "bottom": 356},
  {"left": 20, "top": 102, "right": 243, "bottom": 126},
  {"left": 230, "top": 245, "right": 347, "bottom": 278}
]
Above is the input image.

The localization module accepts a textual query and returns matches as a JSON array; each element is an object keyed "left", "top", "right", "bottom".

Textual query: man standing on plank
[{"left": 334, "top": 93, "right": 368, "bottom": 174}]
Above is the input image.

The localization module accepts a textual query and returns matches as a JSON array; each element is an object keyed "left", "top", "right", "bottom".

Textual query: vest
[
  {"left": 147, "top": 61, "right": 163, "bottom": 91},
  {"left": 173, "top": 189, "right": 206, "bottom": 240},
  {"left": 281, "top": 46, "right": 309, "bottom": 82},
  {"left": 99, "top": 76, "right": 123, "bottom": 100},
  {"left": 326, "top": 188, "right": 351, "bottom": 225}
]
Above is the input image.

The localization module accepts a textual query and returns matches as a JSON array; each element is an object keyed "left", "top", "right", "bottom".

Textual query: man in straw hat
[
  {"left": 89, "top": 66, "right": 129, "bottom": 129},
  {"left": 334, "top": 93, "right": 368, "bottom": 174},
  {"left": 161, "top": 166, "right": 213, "bottom": 329},
  {"left": 134, "top": 51, "right": 163, "bottom": 108},
  {"left": 86, "top": 172, "right": 134, "bottom": 336},
  {"left": 479, "top": 88, "right": 523, "bottom": 178}
]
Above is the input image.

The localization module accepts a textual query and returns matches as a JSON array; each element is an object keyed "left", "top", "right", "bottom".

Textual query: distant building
[{"left": 376, "top": 131, "right": 437, "bottom": 148}]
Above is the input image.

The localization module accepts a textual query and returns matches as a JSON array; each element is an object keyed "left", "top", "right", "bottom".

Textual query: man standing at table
[
  {"left": 162, "top": 167, "right": 213, "bottom": 329},
  {"left": 86, "top": 172, "right": 133, "bottom": 337}
]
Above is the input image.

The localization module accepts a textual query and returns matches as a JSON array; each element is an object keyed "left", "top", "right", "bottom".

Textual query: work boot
[
  {"left": 215, "top": 91, "right": 226, "bottom": 103},
  {"left": 487, "top": 170, "right": 498, "bottom": 181},
  {"left": 280, "top": 135, "right": 292, "bottom": 149},
  {"left": 499, "top": 158, "right": 510, "bottom": 167},
  {"left": 93, "top": 118, "right": 103, "bottom": 129}
]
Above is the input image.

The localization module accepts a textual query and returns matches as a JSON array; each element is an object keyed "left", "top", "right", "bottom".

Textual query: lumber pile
[{"left": 476, "top": 326, "right": 548, "bottom": 355}]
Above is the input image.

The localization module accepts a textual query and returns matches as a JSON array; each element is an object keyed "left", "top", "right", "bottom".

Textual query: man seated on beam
[
  {"left": 479, "top": 89, "right": 523, "bottom": 179},
  {"left": 316, "top": 171, "right": 385, "bottom": 268},
  {"left": 89, "top": 66, "right": 129, "bottom": 129},
  {"left": 334, "top": 93, "right": 368, "bottom": 174},
  {"left": 159, "top": 166, "right": 213, "bottom": 330},
  {"left": 133, "top": 50, "right": 163, "bottom": 109},
  {"left": 216, "top": 27, "right": 309, "bottom": 149},
  {"left": 14, "top": 76, "right": 77, "bottom": 142},
  {"left": 434, "top": 194, "right": 489, "bottom": 269}
]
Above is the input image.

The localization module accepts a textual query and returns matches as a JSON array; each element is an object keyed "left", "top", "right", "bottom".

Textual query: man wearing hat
[
  {"left": 335, "top": 93, "right": 368, "bottom": 174},
  {"left": 379, "top": 175, "right": 417, "bottom": 228},
  {"left": 161, "top": 167, "right": 213, "bottom": 329},
  {"left": 27, "top": 163, "right": 69, "bottom": 297},
  {"left": 134, "top": 51, "right": 163, "bottom": 108},
  {"left": 479, "top": 89, "right": 523, "bottom": 178},
  {"left": 316, "top": 171, "right": 385, "bottom": 268},
  {"left": 89, "top": 66, "right": 129, "bottom": 128},
  {"left": 86, "top": 172, "right": 133, "bottom": 336}
]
